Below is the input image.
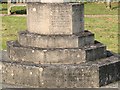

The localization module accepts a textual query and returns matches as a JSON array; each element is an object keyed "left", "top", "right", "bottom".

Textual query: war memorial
[{"left": 1, "top": 0, "right": 120, "bottom": 88}]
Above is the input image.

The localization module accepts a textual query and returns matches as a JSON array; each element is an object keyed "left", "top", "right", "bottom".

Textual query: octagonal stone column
[{"left": 27, "top": 2, "right": 84, "bottom": 35}]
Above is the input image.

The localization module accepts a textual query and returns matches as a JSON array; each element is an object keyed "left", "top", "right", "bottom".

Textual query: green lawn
[
  {"left": 10, "top": 6, "right": 26, "bottom": 14},
  {"left": 85, "top": 16, "right": 118, "bottom": 53},
  {"left": 1, "top": 16, "right": 27, "bottom": 50},
  {"left": 0, "top": 3, "right": 7, "bottom": 14},
  {"left": 84, "top": 2, "right": 119, "bottom": 15}
]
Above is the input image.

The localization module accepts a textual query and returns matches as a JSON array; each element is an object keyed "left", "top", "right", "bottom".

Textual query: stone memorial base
[
  {"left": 1, "top": 50, "right": 120, "bottom": 88},
  {"left": 7, "top": 41, "right": 106, "bottom": 64},
  {"left": 1, "top": 2, "right": 120, "bottom": 88}
]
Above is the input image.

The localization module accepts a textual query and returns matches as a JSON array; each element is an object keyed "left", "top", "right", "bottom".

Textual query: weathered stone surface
[
  {"left": 1, "top": 53, "right": 120, "bottom": 88},
  {"left": 5, "top": 1, "right": 120, "bottom": 88},
  {"left": 85, "top": 41, "right": 107, "bottom": 61},
  {"left": 27, "top": 3, "right": 84, "bottom": 35},
  {"left": 7, "top": 41, "right": 85, "bottom": 64},
  {"left": 2, "top": 63, "right": 40, "bottom": 87},
  {"left": 7, "top": 41, "right": 106, "bottom": 64},
  {"left": 18, "top": 30, "right": 94, "bottom": 48}
]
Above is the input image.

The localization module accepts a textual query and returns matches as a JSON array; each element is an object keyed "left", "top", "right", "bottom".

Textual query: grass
[
  {"left": 85, "top": 16, "right": 118, "bottom": 53},
  {"left": 1, "top": 16, "right": 27, "bottom": 50},
  {"left": 10, "top": 6, "right": 26, "bottom": 14},
  {"left": 0, "top": 3, "right": 7, "bottom": 14},
  {"left": 84, "top": 2, "right": 119, "bottom": 15}
]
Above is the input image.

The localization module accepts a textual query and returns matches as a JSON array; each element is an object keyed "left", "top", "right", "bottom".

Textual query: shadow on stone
[{"left": 106, "top": 51, "right": 114, "bottom": 57}]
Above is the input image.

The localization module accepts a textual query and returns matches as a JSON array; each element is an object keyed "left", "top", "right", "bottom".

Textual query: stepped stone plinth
[
  {"left": 7, "top": 40, "right": 106, "bottom": 64},
  {"left": 1, "top": 52, "right": 120, "bottom": 88},
  {"left": 1, "top": 1, "right": 120, "bottom": 88}
]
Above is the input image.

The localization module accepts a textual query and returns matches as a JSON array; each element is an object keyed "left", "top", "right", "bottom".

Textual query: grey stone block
[
  {"left": 2, "top": 62, "right": 40, "bottom": 87},
  {"left": 18, "top": 30, "right": 94, "bottom": 48},
  {"left": 99, "top": 60, "right": 120, "bottom": 86},
  {"left": 27, "top": 3, "right": 84, "bottom": 35},
  {"left": 1, "top": 55, "right": 120, "bottom": 88},
  {"left": 7, "top": 41, "right": 86, "bottom": 64},
  {"left": 85, "top": 41, "right": 107, "bottom": 61},
  {"left": 7, "top": 41, "right": 106, "bottom": 64}
]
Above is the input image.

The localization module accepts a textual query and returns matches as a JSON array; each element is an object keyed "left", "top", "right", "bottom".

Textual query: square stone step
[
  {"left": 1, "top": 52, "right": 120, "bottom": 88},
  {"left": 27, "top": 3, "right": 84, "bottom": 35},
  {"left": 18, "top": 30, "right": 94, "bottom": 48},
  {"left": 7, "top": 41, "right": 106, "bottom": 64}
]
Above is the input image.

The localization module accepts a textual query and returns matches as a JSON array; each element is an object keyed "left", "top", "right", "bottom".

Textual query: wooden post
[
  {"left": 23, "top": 0, "right": 26, "bottom": 3},
  {"left": 106, "top": 0, "right": 112, "bottom": 9},
  {"left": 16, "top": 0, "right": 18, "bottom": 3},
  {"left": 20, "top": 0, "right": 22, "bottom": 3},
  {"left": 8, "top": 0, "right": 11, "bottom": 15}
]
